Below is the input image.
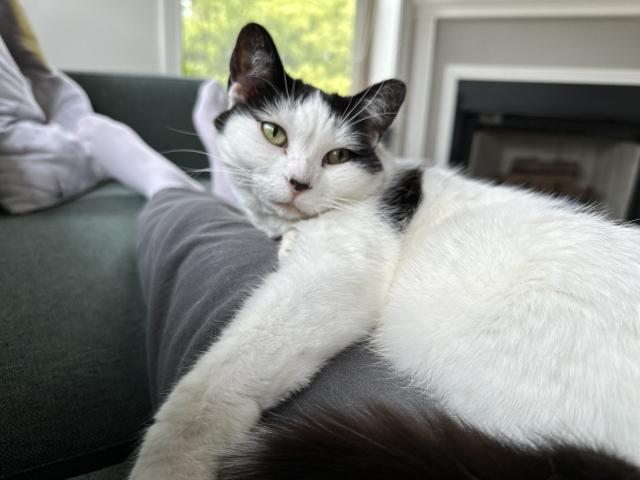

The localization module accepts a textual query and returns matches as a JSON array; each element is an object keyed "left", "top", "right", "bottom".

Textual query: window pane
[{"left": 181, "top": 0, "right": 356, "bottom": 95}]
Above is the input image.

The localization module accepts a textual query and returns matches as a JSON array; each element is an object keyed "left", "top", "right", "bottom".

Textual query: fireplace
[{"left": 448, "top": 80, "right": 640, "bottom": 221}]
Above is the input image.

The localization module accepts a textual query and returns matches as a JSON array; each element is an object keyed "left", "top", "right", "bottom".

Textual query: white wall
[{"left": 20, "top": 0, "right": 174, "bottom": 75}]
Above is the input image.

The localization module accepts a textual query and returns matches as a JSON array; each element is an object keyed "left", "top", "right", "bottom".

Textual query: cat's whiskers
[
  {"left": 159, "top": 148, "right": 250, "bottom": 176},
  {"left": 349, "top": 81, "right": 385, "bottom": 125},
  {"left": 338, "top": 84, "right": 374, "bottom": 128},
  {"left": 182, "top": 167, "right": 212, "bottom": 179},
  {"left": 180, "top": 166, "right": 251, "bottom": 184},
  {"left": 343, "top": 111, "right": 406, "bottom": 130},
  {"left": 323, "top": 197, "right": 361, "bottom": 215},
  {"left": 330, "top": 195, "right": 361, "bottom": 206},
  {"left": 339, "top": 82, "right": 385, "bottom": 131},
  {"left": 339, "top": 83, "right": 386, "bottom": 132},
  {"left": 160, "top": 148, "right": 211, "bottom": 157},
  {"left": 210, "top": 170, "right": 254, "bottom": 189},
  {"left": 229, "top": 179, "right": 255, "bottom": 189},
  {"left": 165, "top": 126, "right": 200, "bottom": 137},
  {"left": 341, "top": 94, "right": 355, "bottom": 126},
  {"left": 207, "top": 162, "right": 255, "bottom": 176},
  {"left": 208, "top": 168, "right": 255, "bottom": 183},
  {"left": 159, "top": 147, "right": 256, "bottom": 184}
]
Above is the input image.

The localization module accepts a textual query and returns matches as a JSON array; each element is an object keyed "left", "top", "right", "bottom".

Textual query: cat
[{"left": 130, "top": 23, "right": 640, "bottom": 480}]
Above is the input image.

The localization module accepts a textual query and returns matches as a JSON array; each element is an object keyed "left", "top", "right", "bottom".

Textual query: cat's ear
[
  {"left": 349, "top": 79, "right": 406, "bottom": 142},
  {"left": 228, "top": 23, "right": 286, "bottom": 105}
]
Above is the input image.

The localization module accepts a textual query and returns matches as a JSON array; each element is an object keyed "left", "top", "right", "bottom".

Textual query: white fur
[
  {"left": 131, "top": 105, "right": 640, "bottom": 478},
  {"left": 378, "top": 169, "right": 640, "bottom": 462}
]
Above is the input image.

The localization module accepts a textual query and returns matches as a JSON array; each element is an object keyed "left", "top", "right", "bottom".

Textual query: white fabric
[
  {"left": 77, "top": 80, "right": 237, "bottom": 201},
  {"left": 0, "top": 35, "right": 106, "bottom": 214},
  {"left": 78, "top": 115, "right": 204, "bottom": 199},
  {"left": 193, "top": 80, "right": 239, "bottom": 207}
]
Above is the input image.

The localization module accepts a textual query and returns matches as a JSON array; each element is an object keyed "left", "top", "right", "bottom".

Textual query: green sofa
[{"left": 1, "top": 73, "right": 208, "bottom": 479}]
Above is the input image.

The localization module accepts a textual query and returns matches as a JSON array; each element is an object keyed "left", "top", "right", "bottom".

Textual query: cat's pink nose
[{"left": 289, "top": 178, "right": 311, "bottom": 193}]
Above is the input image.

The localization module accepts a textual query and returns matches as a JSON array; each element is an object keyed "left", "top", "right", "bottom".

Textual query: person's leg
[
  {"left": 136, "top": 189, "right": 277, "bottom": 406},
  {"left": 29, "top": 70, "right": 95, "bottom": 132},
  {"left": 78, "top": 115, "right": 204, "bottom": 199},
  {"left": 193, "top": 80, "right": 239, "bottom": 207},
  {"left": 78, "top": 79, "right": 235, "bottom": 201},
  {"left": 0, "top": 1, "right": 107, "bottom": 214},
  {"left": 0, "top": 34, "right": 107, "bottom": 214},
  {"left": 0, "top": 31, "right": 43, "bottom": 124}
]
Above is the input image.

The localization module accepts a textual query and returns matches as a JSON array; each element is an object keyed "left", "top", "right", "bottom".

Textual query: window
[{"left": 181, "top": 0, "right": 356, "bottom": 95}]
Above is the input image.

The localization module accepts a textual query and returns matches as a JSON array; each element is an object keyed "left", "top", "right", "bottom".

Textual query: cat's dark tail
[{"left": 219, "top": 404, "right": 640, "bottom": 480}]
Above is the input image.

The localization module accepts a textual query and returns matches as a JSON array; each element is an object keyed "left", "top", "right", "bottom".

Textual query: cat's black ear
[
  {"left": 228, "top": 23, "right": 286, "bottom": 104},
  {"left": 348, "top": 79, "right": 406, "bottom": 142}
]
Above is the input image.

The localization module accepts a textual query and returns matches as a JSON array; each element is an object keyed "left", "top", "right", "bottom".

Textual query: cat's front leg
[
  {"left": 130, "top": 278, "right": 376, "bottom": 480},
  {"left": 130, "top": 208, "right": 399, "bottom": 480},
  {"left": 129, "top": 377, "right": 260, "bottom": 480},
  {"left": 277, "top": 227, "right": 298, "bottom": 261}
]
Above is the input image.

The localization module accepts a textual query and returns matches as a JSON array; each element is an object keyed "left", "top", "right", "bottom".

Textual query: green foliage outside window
[{"left": 182, "top": 0, "right": 356, "bottom": 95}]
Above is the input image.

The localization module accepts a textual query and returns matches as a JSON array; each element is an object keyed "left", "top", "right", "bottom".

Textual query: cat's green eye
[
  {"left": 324, "top": 148, "right": 352, "bottom": 166},
  {"left": 261, "top": 122, "right": 287, "bottom": 147}
]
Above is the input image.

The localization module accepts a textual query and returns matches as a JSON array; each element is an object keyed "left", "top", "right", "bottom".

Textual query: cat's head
[{"left": 214, "top": 23, "right": 405, "bottom": 237}]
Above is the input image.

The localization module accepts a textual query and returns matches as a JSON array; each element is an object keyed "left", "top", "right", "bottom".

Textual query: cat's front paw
[
  {"left": 278, "top": 228, "right": 299, "bottom": 262},
  {"left": 129, "top": 421, "right": 217, "bottom": 480}
]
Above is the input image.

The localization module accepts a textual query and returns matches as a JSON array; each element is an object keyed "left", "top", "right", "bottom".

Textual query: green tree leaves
[{"left": 182, "top": 0, "right": 355, "bottom": 95}]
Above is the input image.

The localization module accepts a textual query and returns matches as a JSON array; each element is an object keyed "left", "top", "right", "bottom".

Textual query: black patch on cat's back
[
  {"left": 380, "top": 168, "right": 423, "bottom": 231},
  {"left": 219, "top": 404, "right": 640, "bottom": 480}
]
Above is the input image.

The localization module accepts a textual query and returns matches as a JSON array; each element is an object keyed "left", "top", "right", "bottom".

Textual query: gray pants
[{"left": 137, "top": 189, "right": 431, "bottom": 419}]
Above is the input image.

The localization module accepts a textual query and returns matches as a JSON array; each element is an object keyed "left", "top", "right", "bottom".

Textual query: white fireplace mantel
[{"left": 397, "top": 0, "right": 640, "bottom": 159}]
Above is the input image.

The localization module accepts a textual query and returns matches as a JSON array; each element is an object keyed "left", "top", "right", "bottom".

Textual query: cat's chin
[
  {"left": 271, "top": 200, "right": 308, "bottom": 220},
  {"left": 257, "top": 201, "right": 320, "bottom": 239},
  {"left": 254, "top": 215, "right": 295, "bottom": 239}
]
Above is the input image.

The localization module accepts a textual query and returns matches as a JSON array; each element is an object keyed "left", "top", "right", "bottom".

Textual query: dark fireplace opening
[{"left": 449, "top": 80, "right": 640, "bottom": 221}]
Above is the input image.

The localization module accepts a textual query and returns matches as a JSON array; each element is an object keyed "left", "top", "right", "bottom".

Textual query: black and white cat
[{"left": 130, "top": 24, "right": 640, "bottom": 479}]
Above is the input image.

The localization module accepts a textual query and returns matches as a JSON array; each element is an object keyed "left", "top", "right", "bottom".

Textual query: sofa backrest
[{"left": 69, "top": 72, "right": 209, "bottom": 173}]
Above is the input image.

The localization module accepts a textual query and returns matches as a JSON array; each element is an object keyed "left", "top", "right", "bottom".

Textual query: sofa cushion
[{"left": 0, "top": 183, "right": 150, "bottom": 479}]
